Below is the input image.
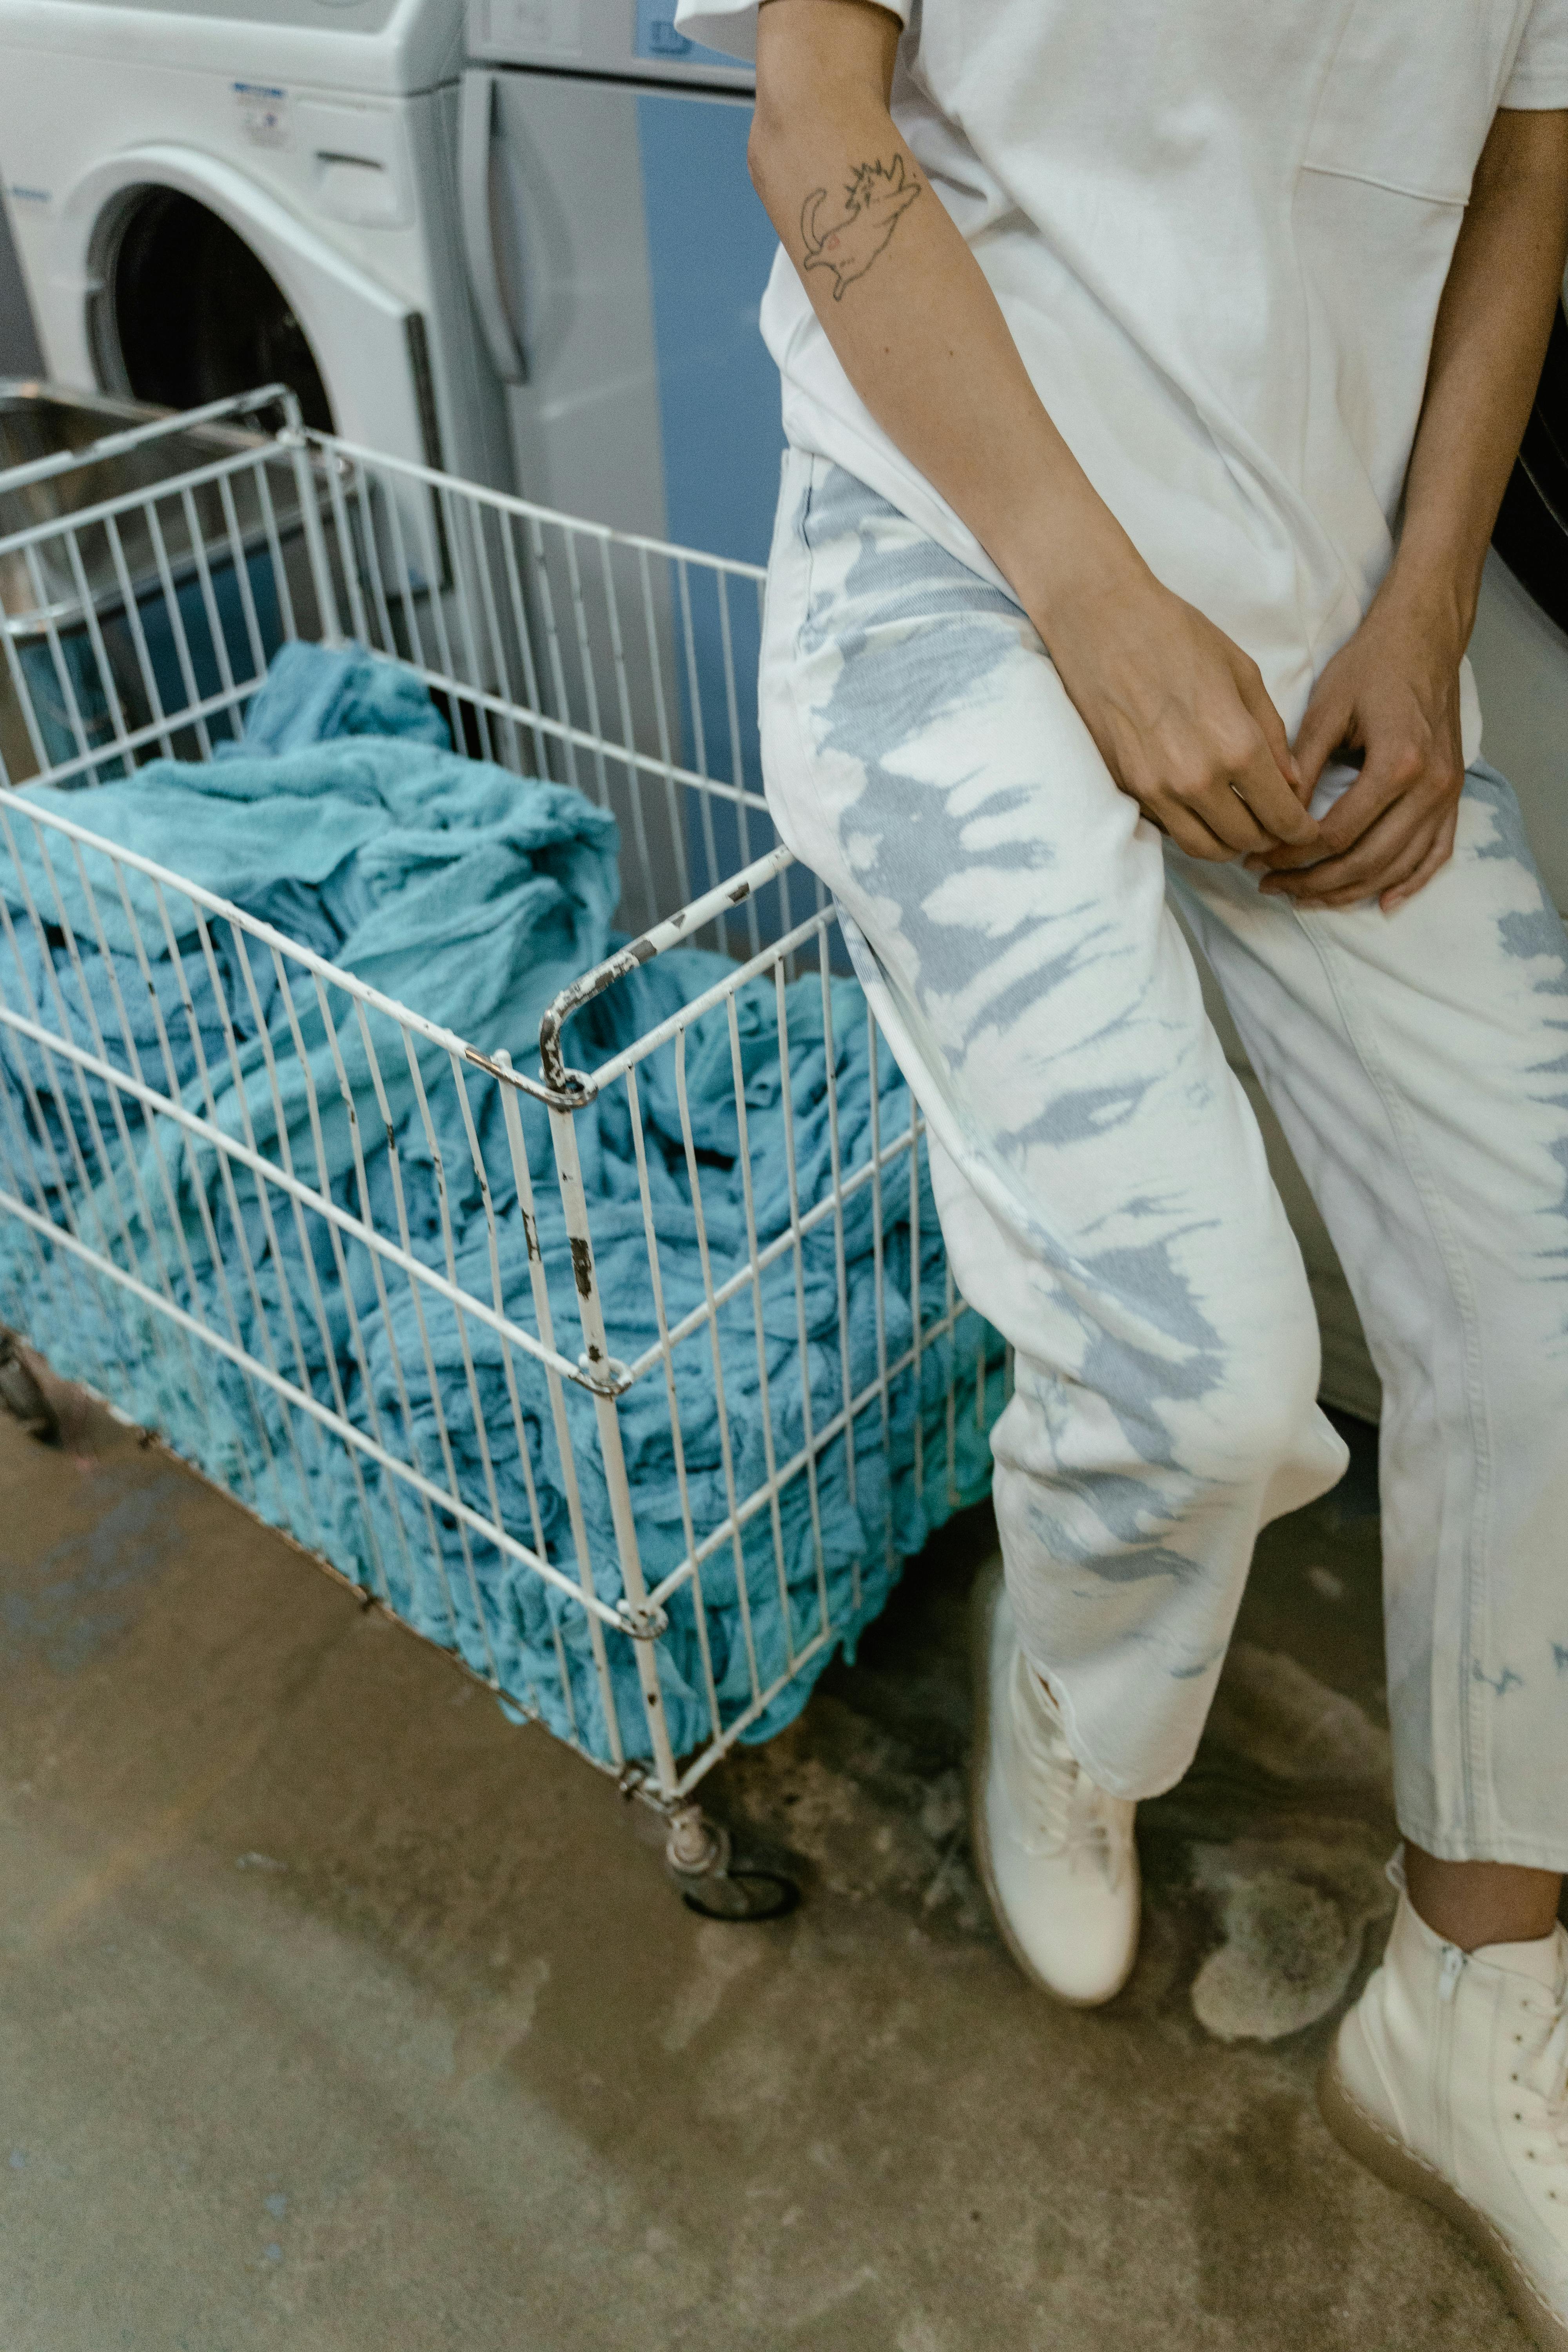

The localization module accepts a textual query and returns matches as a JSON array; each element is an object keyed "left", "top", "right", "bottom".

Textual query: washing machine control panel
[{"left": 469, "top": 0, "right": 755, "bottom": 87}]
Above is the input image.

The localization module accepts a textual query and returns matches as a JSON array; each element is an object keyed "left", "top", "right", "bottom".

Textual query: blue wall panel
[
  {"left": 638, "top": 87, "right": 784, "bottom": 882},
  {"left": 636, "top": 89, "right": 783, "bottom": 568}
]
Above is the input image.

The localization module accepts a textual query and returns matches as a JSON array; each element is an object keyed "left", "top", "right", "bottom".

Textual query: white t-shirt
[{"left": 675, "top": 0, "right": 1568, "bottom": 760}]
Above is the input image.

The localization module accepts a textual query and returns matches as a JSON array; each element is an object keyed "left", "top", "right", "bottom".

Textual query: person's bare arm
[
  {"left": 748, "top": 0, "right": 1321, "bottom": 861},
  {"left": 1252, "top": 105, "right": 1568, "bottom": 911}
]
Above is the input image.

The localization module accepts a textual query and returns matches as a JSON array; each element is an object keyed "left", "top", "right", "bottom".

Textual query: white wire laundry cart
[{"left": 0, "top": 383, "right": 1007, "bottom": 1915}]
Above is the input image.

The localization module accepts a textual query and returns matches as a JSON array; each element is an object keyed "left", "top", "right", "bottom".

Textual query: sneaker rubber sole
[
  {"left": 966, "top": 1560, "right": 1136, "bottom": 2009},
  {"left": 1318, "top": 2044, "right": 1568, "bottom": 2352}
]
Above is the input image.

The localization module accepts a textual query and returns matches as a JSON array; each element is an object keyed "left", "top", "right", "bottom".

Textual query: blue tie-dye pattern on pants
[{"left": 760, "top": 450, "right": 1568, "bottom": 1868}]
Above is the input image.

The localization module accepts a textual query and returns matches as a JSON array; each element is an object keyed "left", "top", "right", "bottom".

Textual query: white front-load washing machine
[{"left": 0, "top": 0, "right": 508, "bottom": 491}]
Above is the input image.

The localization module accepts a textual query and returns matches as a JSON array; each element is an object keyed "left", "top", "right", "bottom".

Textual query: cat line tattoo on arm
[{"left": 800, "top": 154, "right": 922, "bottom": 300}]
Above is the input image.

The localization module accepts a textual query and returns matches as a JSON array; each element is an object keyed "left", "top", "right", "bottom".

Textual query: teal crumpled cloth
[{"left": 0, "top": 642, "right": 1004, "bottom": 1761}]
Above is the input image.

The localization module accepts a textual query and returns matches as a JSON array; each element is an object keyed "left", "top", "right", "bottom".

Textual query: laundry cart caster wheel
[
  {"left": 0, "top": 1332, "right": 60, "bottom": 1446},
  {"left": 664, "top": 1804, "right": 800, "bottom": 1923}
]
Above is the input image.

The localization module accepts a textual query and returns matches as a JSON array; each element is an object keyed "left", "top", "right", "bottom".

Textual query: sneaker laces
[{"left": 1005, "top": 1654, "right": 1129, "bottom": 1889}]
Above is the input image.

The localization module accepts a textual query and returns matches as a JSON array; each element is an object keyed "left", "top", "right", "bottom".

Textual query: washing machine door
[
  {"left": 107, "top": 186, "right": 336, "bottom": 432},
  {"left": 53, "top": 148, "right": 437, "bottom": 472},
  {"left": 1492, "top": 291, "right": 1568, "bottom": 632}
]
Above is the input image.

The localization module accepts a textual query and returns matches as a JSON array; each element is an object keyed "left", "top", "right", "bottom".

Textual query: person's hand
[
  {"left": 1042, "top": 563, "right": 1322, "bottom": 862},
  {"left": 1245, "top": 587, "right": 1467, "bottom": 913}
]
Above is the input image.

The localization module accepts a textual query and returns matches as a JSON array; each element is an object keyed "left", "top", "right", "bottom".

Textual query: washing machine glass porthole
[
  {"left": 102, "top": 189, "right": 335, "bottom": 434},
  {"left": 1493, "top": 297, "right": 1568, "bottom": 635}
]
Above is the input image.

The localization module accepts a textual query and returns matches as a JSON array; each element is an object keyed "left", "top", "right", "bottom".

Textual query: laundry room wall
[{"left": 0, "top": 187, "right": 42, "bottom": 377}]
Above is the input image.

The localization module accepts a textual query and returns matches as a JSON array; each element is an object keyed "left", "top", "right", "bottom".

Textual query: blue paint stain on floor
[{"left": 0, "top": 1473, "right": 186, "bottom": 1676}]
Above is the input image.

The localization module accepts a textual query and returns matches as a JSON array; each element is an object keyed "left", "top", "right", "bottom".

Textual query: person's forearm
[
  {"left": 748, "top": 0, "right": 1146, "bottom": 631},
  {"left": 1382, "top": 108, "right": 1568, "bottom": 646},
  {"left": 750, "top": 0, "right": 1319, "bottom": 855}
]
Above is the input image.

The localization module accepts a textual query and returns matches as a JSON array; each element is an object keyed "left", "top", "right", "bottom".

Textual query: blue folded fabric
[
  {"left": 223, "top": 637, "right": 452, "bottom": 757},
  {"left": 0, "top": 642, "right": 1004, "bottom": 1762}
]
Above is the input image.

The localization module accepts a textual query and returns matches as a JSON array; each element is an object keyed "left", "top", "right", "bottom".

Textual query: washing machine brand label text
[{"left": 234, "top": 83, "right": 293, "bottom": 151}]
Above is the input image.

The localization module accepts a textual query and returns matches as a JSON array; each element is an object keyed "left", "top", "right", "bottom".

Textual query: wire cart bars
[{"left": 0, "top": 384, "right": 1007, "bottom": 1915}]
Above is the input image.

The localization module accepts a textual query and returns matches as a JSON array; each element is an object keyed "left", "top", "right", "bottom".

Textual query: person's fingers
[
  {"left": 1293, "top": 843, "right": 1433, "bottom": 910},
  {"left": 1145, "top": 792, "right": 1239, "bottom": 862},
  {"left": 1231, "top": 657, "right": 1308, "bottom": 804},
  {"left": 1259, "top": 826, "right": 1423, "bottom": 903},
  {"left": 1358, "top": 824, "right": 1441, "bottom": 902},
  {"left": 1327, "top": 748, "right": 1419, "bottom": 838},
  {"left": 1226, "top": 728, "right": 1321, "bottom": 845},
  {"left": 1291, "top": 675, "right": 1356, "bottom": 802},
  {"left": 1380, "top": 844, "right": 1451, "bottom": 914},
  {"left": 1381, "top": 808, "right": 1459, "bottom": 912},
  {"left": 1258, "top": 795, "right": 1428, "bottom": 900},
  {"left": 1270, "top": 746, "right": 1417, "bottom": 870},
  {"left": 1245, "top": 826, "right": 1340, "bottom": 874},
  {"left": 1133, "top": 729, "right": 1285, "bottom": 855},
  {"left": 1190, "top": 777, "right": 1281, "bottom": 855},
  {"left": 1249, "top": 730, "right": 1457, "bottom": 877},
  {"left": 1156, "top": 735, "right": 1321, "bottom": 856}
]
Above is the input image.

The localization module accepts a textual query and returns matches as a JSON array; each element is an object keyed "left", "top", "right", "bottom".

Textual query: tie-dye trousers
[{"left": 759, "top": 450, "right": 1568, "bottom": 1870}]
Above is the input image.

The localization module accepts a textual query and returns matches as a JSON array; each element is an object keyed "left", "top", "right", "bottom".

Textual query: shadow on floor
[
  {"left": 0, "top": 1389, "right": 1525, "bottom": 2351},
  {"left": 718, "top": 1407, "right": 1394, "bottom": 2050}
]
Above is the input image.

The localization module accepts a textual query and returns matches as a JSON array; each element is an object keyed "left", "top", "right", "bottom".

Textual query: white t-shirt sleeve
[
  {"left": 671, "top": 0, "right": 911, "bottom": 67},
  {"left": 1501, "top": 0, "right": 1568, "bottom": 106}
]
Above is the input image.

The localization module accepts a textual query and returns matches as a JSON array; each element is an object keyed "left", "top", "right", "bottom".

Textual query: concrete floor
[{"left": 0, "top": 1381, "right": 1529, "bottom": 2350}]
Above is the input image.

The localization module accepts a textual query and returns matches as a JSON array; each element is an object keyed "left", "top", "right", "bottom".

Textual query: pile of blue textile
[{"left": 0, "top": 644, "right": 1004, "bottom": 1762}]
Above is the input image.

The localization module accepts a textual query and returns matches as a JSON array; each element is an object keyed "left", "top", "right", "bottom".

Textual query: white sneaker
[
  {"left": 1321, "top": 1886, "right": 1568, "bottom": 2350},
  {"left": 968, "top": 1562, "right": 1140, "bottom": 2006}
]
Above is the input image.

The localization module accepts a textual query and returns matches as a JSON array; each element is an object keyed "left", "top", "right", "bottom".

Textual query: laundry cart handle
[
  {"left": 535, "top": 845, "right": 798, "bottom": 1095},
  {"left": 459, "top": 68, "right": 528, "bottom": 386}
]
